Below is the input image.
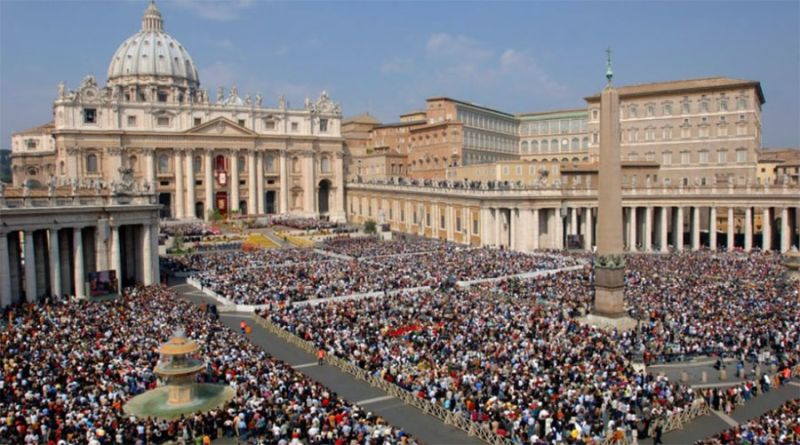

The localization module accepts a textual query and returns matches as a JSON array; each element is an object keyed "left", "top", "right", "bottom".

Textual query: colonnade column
[
  {"left": 174, "top": 149, "right": 185, "bottom": 219},
  {"left": 744, "top": 207, "right": 753, "bottom": 252},
  {"left": 256, "top": 151, "right": 265, "bottom": 214},
  {"left": 762, "top": 208, "right": 771, "bottom": 251},
  {"left": 691, "top": 206, "right": 701, "bottom": 251},
  {"left": 447, "top": 205, "right": 455, "bottom": 242},
  {"left": 247, "top": 150, "right": 257, "bottom": 215},
  {"left": 644, "top": 207, "right": 653, "bottom": 252},
  {"left": 73, "top": 228, "right": 85, "bottom": 299},
  {"left": 709, "top": 207, "right": 717, "bottom": 251},
  {"left": 185, "top": 149, "right": 195, "bottom": 218},
  {"left": 204, "top": 149, "right": 214, "bottom": 220},
  {"left": 569, "top": 207, "right": 577, "bottom": 236},
  {"left": 333, "top": 153, "right": 346, "bottom": 221},
  {"left": 628, "top": 206, "right": 637, "bottom": 251},
  {"left": 48, "top": 228, "right": 61, "bottom": 297},
  {"left": 727, "top": 207, "right": 735, "bottom": 251},
  {"left": 142, "top": 224, "right": 153, "bottom": 285},
  {"left": 230, "top": 149, "right": 240, "bottom": 213},
  {"left": 531, "top": 208, "right": 540, "bottom": 250},
  {"left": 0, "top": 233, "right": 11, "bottom": 307},
  {"left": 279, "top": 150, "right": 288, "bottom": 214},
  {"left": 781, "top": 207, "right": 790, "bottom": 252},
  {"left": 554, "top": 209, "right": 564, "bottom": 250},
  {"left": 24, "top": 231, "right": 36, "bottom": 302},
  {"left": 660, "top": 207, "right": 668, "bottom": 252},
  {"left": 675, "top": 207, "right": 684, "bottom": 251}
]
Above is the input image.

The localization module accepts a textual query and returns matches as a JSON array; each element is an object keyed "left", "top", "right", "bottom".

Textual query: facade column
[
  {"left": 185, "top": 149, "right": 195, "bottom": 218},
  {"left": 142, "top": 224, "right": 153, "bottom": 285},
  {"left": 531, "top": 208, "right": 540, "bottom": 250},
  {"left": 569, "top": 207, "right": 578, "bottom": 236},
  {"left": 24, "top": 231, "right": 37, "bottom": 302},
  {"left": 48, "top": 228, "right": 61, "bottom": 297},
  {"left": 110, "top": 225, "right": 122, "bottom": 282},
  {"left": 303, "top": 153, "right": 315, "bottom": 216},
  {"left": 204, "top": 149, "right": 214, "bottom": 220},
  {"left": 58, "top": 230, "right": 71, "bottom": 295},
  {"left": 727, "top": 207, "right": 735, "bottom": 251},
  {"left": 628, "top": 206, "right": 637, "bottom": 251},
  {"left": 247, "top": 149, "right": 257, "bottom": 215},
  {"left": 517, "top": 208, "right": 530, "bottom": 251},
  {"left": 691, "top": 206, "right": 701, "bottom": 250},
  {"left": 144, "top": 148, "right": 156, "bottom": 184},
  {"left": 494, "top": 209, "right": 502, "bottom": 247},
  {"left": 509, "top": 209, "right": 517, "bottom": 249},
  {"left": 174, "top": 149, "right": 185, "bottom": 219},
  {"left": 480, "top": 208, "right": 491, "bottom": 247},
  {"left": 446, "top": 205, "right": 455, "bottom": 242},
  {"left": 585, "top": 208, "right": 594, "bottom": 251},
  {"left": 256, "top": 151, "right": 265, "bottom": 214},
  {"left": 709, "top": 207, "right": 718, "bottom": 251},
  {"left": 34, "top": 232, "right": 47, "bottom": 298},
  {"left": 659, "top": 207, "right": 668, "bottom": 253},
  {"left": 73, "top": 228, "right": 85, "bottom": 298},
  {"left": 555, "top": 209, "right": 564, "bottom": 249},
  {"left": 644, "top": 206, "right": 653, "bottom": 252},
  {"left": 8, "top": 232, "right": 22, "bottom": 302},
  {"left": 332, "top": 153, "right": 346, "bottom": 222},
  {"left": 230, "top": 149, "right": 240, "bottom": 213},
  {"left": 744, "top": 207, "right": 753, "bottom": 252},
  {"left": 95, "top": 219, "right": 109, "bottom": 271},
  {"left": 279, "top": 150, "right": 288, "bottom": 214},
  {"left": 675, "top": 207, "right": 684, "bottom": 251},
  {"left": 762, "top": 208, "right": 771, "bottom": 251},
  {"left": 781, "top": 207, "right": 790, "bottom": 252},
  {"left": 150, "top": 222, "right": 159, "bottom": 284},
  {"left": 0, "top": 233, "right": 11, "bottom": 307}
]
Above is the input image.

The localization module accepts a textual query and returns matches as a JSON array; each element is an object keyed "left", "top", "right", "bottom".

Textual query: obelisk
[{"left": 593, "top": 48, "right": 628, "bottom": 319}]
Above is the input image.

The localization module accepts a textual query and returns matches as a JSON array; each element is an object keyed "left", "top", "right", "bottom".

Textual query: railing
[
  {"left": 251, "top": 313, "right": 716, "bottom": 445},
  {"left": 1, "top": 193, "right": 157, "bottom": 209}
]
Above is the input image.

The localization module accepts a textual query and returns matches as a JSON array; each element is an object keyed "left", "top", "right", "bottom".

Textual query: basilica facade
[{"left": 10, "top": 2, "right": 346, "bottom": 222}]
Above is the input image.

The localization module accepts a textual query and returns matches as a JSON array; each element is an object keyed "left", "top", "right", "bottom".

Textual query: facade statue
[
  {"left": 244, "top": 94, "right": 251, "bottom": 106},
  {"left": 22, "top": 181, "right": 31, "bottom": 198},
  {"left": 216, "top": 87, "right": 224, "bottom": 104},
  {"left": 278, "top": 95, "right": 286, "bottom": 109},
  {"left": 58, "top": 81, "right": 66, "bottom": 99},
  {"left": 47, "top": 175, "right": 57, "bottom": 197},
  {"left": 255, "top": 93, "right": 262, "bottom": 107}
]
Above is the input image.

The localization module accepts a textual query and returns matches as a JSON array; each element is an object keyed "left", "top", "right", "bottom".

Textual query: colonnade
[
  {"left": 0, "top": 221, "right": 159, "bottom": 307},
  {"left": 477, "top": 204, "right": 799, "bottom": 253}
]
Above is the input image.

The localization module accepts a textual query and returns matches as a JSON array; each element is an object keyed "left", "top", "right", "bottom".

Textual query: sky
[{"left": 1, "top": 0, "right": 798, "bottom": 148}]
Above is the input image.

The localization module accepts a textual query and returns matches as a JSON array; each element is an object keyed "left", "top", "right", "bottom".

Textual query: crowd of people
[
  {"left": 187, "top": 241, "right": 580, "bottom": 305},
  {"left": 0, "top": 286, "right": 415, "bottom": 444},
  {"left": 696, "top": 399, "right": 799, "bottom": 444},
  {"left": 269, "top": 216, "right": 342, "bottom": 231},
  {"left": 160, "top": 223, "right": 216, "bottom": 242},
  {"left": 320, "top": 236, "right": 453, "bottom": 258}
]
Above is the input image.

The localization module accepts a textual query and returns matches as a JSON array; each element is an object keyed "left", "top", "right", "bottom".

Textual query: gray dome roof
[{"left": 107, "top": 1, "right": 199, "bottom": 88}]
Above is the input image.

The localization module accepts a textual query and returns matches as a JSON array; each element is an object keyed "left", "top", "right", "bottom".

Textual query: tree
[
  {"left": 207, "top": 208, "right": 223, "bottom": 223},
  {"left": 364, "top": 220, "right": 377, "bottom": 234}
]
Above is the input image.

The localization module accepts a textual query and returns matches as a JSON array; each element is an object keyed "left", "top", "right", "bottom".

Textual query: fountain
[
  {"left": 124, "top": 328, "right": 235, "bottom": 419},
  {"left": 784, "top": 246, "right": 800, "bottom": 282}
]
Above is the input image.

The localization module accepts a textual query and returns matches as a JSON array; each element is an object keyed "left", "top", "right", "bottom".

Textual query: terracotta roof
[
  {"left": 758, "top": 148, "right": 800, "bottom": 163},
  {"left": 516, "top": 108, "right": 587, "bottom": 118},
  {"left": 584, "top": 77, "right": 765, "bottom": 104},
  {"left": 374, "top": 120, "right": 427, "bottom": 129},
  {"left": 13, "top": 121, "right": 55, "bottom": 136},
  {"left": 343, "top": 113, "right": 381, "bottom": 125}
]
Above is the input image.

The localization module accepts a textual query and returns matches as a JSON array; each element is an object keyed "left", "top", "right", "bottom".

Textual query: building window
[
  {"left": 699, "top": 126, "right": 710, "bottom": 138},
  {"left": 193, "top": 155, "right": 202, "bottom": 172},
  {"left": 157, "top": 116, "right": 170, "bottom": 126},
  {"left": 320, "top": 156, "right": 331, "bottom": 173},
  {"left": 263, "top": 120, "right": 275, "bottom": 130},
  {"left": 628, "top": 105, "right": 638, "bottom": 118},
  {"left": 571, "top": 138, "right": 579, "bottom": 150},
  {"left": 681, "top": 151, "right": 690, "bottom": 165},
  {"left": 700, "top": 99, "right": 709, "bottom": 113},
  {"left": 718, "top": 150, "right": 727, "bottom": 164},
  {"left": 440, "top": 214, "right": 445, "bottom": 229},
  {"left": 319, "top": 118, "right": 328, "bottom": 133},
  {"left": 291, "top": 156, "right": 300, "bottom": 173},
  {"left": 737, "top": 97, "right": 747, "bottom": 110},
  {"left": 681, "top": 125, "right": 691, "bottom": 139},
  {"left": 127, "top": 115, "right": 137, "bottom": 127},
  {"left": 426, "top": 212, "right": 431, "bottom": 227},
  {"left": 718, "top": 125, "right": 728, "bottom": 137},
  {"left": 83, "top": 108, "right": 97, "bottom": 124},
  {"left": 25, "top": 139, "right": 38, "bottom": 150},
  {"left": 238, "top": 119, "right": 245, "bottom": 127},
  {"left": 291, "top": 122, "right": 299, "bottom": 132},
  {"left": 699, "top": 151, "right": 709, "bottom": 164},
  {"left": 645, "top": 128, "right": 655, "bottom": 141},
  {"left": 194, "top": 118, "right": 202, "bottom": 126},
  {"left": 736, "top": 149, "right": 747, "bottom": 163},
  {"left": 629, "top": 152, "right": 639, "bottom": 161},
  {"left": 718, "top": 98, "right": 728, "bottom": 111},
  {"left": 86, "top": 154, "right": 98, "bottom": 173},
  {"left": 737, "top": 123, "right": 747, "bottom": 136},
  {"left": 592, "top": 109, "right": 599, "bottom": 120},
  {"left": 663, "top": 103, "right": 673, "bottom": 115},
  {"left": 158, "top": 154, "right": 169, "bottom": 173},
  {"left": 646, "top": 104, "right": 655, "bottom": 117},
  {"left": 157, "top": 92, "right": 168, "bottom": 102},
  {"left": 662, "top": 152, "right": 672, "bottom": 166},
  {"left": 681, "top": 100, "right": 690, "bottom": 114},
  {"left": 238, "top": 156, "right": 245, "bottom": 172}
]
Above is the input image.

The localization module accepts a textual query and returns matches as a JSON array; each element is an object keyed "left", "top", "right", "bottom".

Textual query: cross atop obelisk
[{"left": 606, "top": 46, "right": 613, "bottom": 84}]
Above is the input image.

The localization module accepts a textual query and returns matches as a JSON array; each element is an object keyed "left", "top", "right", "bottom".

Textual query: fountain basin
[{"left": 123, "top": 383, "right": 235, "bottom": 419}]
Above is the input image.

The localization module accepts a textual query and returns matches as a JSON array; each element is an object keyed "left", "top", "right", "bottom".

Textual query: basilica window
[
  {"left": 59, "top": 161, "right": 65, "bottom": 175},
  {"left": 83, "top": 108, "right": 97, "bottom": 124},
  {"left": 319, "top": 119, "right": 328, "bottom": 133},
  {"left": 127, "top": 116, "right": 137, "bottom": 127},
  {"left": 238, "top": 119, "right": 245, "bottom": 127},
  {"left": 264, "top": 120, "right": 275, "bottom": 130},
  {"left": 157, "top": 116, "right": 170, "bottom": 126},
  {"left": 238, "top": 156, "right": 245, "bottom": 172},
  {"left": 320, "top": 156, "right": 331, "bottom": 173},
  {"left": 194, "top": 118, "right": 202, "bottom": 126},
  {"left": 157, "top": 92, "right": 168, "bottom": 103},
  {"left": 86, "top": 154, "right": 98, "bottom": 173},
  {"left": 158, "top": 154, "right": 169, "bottom": 173},
  {"left": 291, "top": 122, "right": 299, "bottom": 132},
  {"left": 291, "top": 156, "right": 300, "bottom": 173},
  {"left": 129, "top": 155, "right": 137, "bottom": 172}
]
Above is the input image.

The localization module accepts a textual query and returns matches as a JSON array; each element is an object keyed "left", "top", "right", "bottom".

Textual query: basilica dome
[{"left": 107, "top": 1, "right": 199, "bottom": 89}]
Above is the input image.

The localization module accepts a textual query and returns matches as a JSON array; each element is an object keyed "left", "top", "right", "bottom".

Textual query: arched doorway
[
  {"left": 215, "top": 192, "right": 228, "bottom": 216},
  {"left": 318, "top": 180, "right": 331, "bottom": 214},
  {"left": 239, "top": 200, "right": 247, "bottom": 215}
]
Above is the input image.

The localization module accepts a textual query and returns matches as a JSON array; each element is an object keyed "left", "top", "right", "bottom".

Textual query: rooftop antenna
[{"left": 605, "top": 46, "right": 613, "bottom": 85}]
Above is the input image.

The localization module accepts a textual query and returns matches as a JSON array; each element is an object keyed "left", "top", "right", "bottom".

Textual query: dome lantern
[{"left": 142, "top": 1, "right": 164, "bottom": 32}]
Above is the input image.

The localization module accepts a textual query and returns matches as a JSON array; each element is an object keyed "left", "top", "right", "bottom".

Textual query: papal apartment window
[
  {"left": 736, "top": 149, "right": 747, "bottom": 163},
  {"left": 681, "top": 100, "right": 690, "bottom": 114},
  {"left": 83, "top": 108, "right": 97, "bottom": 124},
  {"left": 646, "top": 105, "right": 655, "bottom": 117},
  {"left": 319, "top": 118, "right": 328, "bottom": 133},
  {"left": 291, "top": 122, "right": 299, "bottom": 132},
  {"left": 86, "top": 154, "right": 98, "bottom": 173},
  {"left": 157, "top": 116, "right": 170, "bottom": 126},
  {"left": 700, "top": 101, "right": 709, "bottom": 113},
  {"left": 699, "top": 151, "right": 709, "bottom": 164},
  {"left": 681, "top": 151, "right": 690, "bottom": 165},
  {"left": 127, "top": 115, "right": 137, "bottom": 127},
  {"left": 194, "top": 118, "right": 202, "bottom": 126},
  {"left": 628, "top": 106, "right": 638, "bottom": 118},
  {"left": 737, "top": 97, "right": 747, "bottom": 110},
  {"left": 719, "top": 98, "right": 728, "bottom": 111},
  {"left": 663, "top": 104, "right": 673, "bottom": 115},
  {"left": 718, "top": 150, "right": 727, "bottom": 164}
]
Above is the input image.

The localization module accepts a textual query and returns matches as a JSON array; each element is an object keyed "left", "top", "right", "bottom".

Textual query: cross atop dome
[{"left": 142, "top": 0, "right": 164, "bottom": 32}]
